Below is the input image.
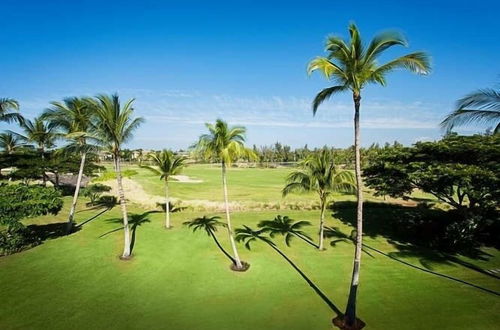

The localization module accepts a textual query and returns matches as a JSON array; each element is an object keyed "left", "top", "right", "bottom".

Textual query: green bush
[
  {"left": 0, "top": 184, "right": 63, "bottom": 255},
  {"left": 93, "top": 169, "right": 138, "bottom": 182}
]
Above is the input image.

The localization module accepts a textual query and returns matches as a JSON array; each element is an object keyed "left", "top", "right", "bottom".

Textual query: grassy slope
[{"left": 0, "top": 196, "right": 499, "bottom": 330}]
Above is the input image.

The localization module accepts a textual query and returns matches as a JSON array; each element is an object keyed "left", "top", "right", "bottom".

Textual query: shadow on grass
[
  {"left": 328, "top": 202, "right": 500, "bottom": 296},
  {"left": 100, "top": 211, "right": 159, "bottom": 253},
  {"left": 156, "top": 202, "right": 187, "bottom": 213},
  {"left": 26, "top": 222, "right": 81, "bottom": 241}
]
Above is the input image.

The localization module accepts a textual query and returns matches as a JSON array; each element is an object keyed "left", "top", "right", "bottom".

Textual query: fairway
[{"left": 1, "top": 193, "right": 499, "bottom": 330}]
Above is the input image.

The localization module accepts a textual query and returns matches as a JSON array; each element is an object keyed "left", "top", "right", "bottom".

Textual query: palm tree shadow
[
  {"left": 324, "top": 226, "right": 374, "bottom": 258},
  {"left": 76, "top": 205, "right": 114, "bottom": 228},
  {"left": 100, "top": 210, "right": 159, "bottom": 253}
]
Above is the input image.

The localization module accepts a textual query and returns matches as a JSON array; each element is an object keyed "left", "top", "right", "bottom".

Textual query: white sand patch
[{"left": 171, "top": 175, "right": 203, "bottom": 183}]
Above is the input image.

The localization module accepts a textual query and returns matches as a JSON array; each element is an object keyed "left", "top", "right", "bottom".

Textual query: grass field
[
  {"left": 1, "top": 182, "right": 499, "bottom": 329},
  {"left": 112, "top": 163, "right": 437, "bottom": 206}
]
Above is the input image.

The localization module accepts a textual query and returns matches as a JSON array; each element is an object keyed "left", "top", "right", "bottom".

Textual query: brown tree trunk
[
  {"left": 67, "top": 152, "right": 86, "bottom": 232},
  {"left": 222, "top": 161, "right": 243, "bottom": 269},
  {"left": 344, "top": 92, "right": 364, "bottom": 328},
  {"left": 115, "top": 154, "right": 131, "bottom": 258}
]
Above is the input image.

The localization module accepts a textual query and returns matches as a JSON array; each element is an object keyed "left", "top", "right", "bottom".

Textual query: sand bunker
[{"left": 171, "top": 175, "right": 203, "bottom": 183}]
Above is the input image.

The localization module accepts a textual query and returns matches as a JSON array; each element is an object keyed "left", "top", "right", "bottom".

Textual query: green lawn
[
  {"left": 115, "top": 163, "right": 437, "bottom": 206},
  {"left": 1, "top": 194, "right": 499, "bottom": 329}
]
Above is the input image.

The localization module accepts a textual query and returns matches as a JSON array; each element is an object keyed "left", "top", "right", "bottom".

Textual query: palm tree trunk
[
  {"left": 165, "top": 180, "right": 171, "bottom": 229},
  {"left": 344, "top": 92, "right": 364, "bottom": 327},
  {"left": 221, "top": 161, "right": 243, "bottom": 269},
  {"left": 319, "top": 195, "right": 326, "bottom": 250},
  {"left": 67, "top": 151, "right": 86, "bottom": 232},
  {"left": 115, "top": 154, "right": 131, "bottom": 258}
]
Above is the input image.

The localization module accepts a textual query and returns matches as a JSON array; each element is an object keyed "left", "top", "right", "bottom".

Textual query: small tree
[
  {"left": 283, "top": 149, "right": 356, "bottom": 250},
  {"left": 142, "top": 150, "right": 186, "bottom": 229}
]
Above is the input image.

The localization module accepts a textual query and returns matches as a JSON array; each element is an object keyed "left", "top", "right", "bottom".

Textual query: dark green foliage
[
  {"left": 0, "top": 184, "right": 63, "bottom": 255},
  {"left": 82, "top": 183, "right": 112, "bottom": 205},
  {"left": 363, "top": 134, "right": 500, "bottom": 250}
]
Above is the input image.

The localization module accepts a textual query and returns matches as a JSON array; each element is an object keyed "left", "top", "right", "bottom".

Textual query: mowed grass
[
  {"left": 117, "top": 163, "right": 436, "bottom": 205},
  {"left": 0, "top": 195, "right": 499, "bottom": 330}
]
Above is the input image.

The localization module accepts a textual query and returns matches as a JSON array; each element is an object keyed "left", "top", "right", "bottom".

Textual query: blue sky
[{"left": 1, "top": 0, "right": 499, "bottom": 149}]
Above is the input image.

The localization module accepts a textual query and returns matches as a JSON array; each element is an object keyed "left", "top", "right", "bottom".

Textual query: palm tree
[
  {"left": 0, "top": 132, "right": 24, "bottom": 154},
  {"left": 441, "top": 88, "right": 500, "bottom": 133},
  {"left": 258, "top": 215, "right": 317, "bottom": 248},
  {"left": 90, "top": 94, "right": 144, "bottom": 259},
  {"left": 183, "top": 216, "right": 236, "bottom": 265},
  {"left": 195, "top": 119, "right": 255, "bottom": 271},
  {"left": 308, "top": 23, "right": 430, "bottom": 327},
  {"left": 16, "top": 116, "right": 58, "bottom": 155},
  {"left": 42, "top": 97, "right": 97, "bottom": 231},
  {"left": 283, "top": 149, "right": 356, "bottom": 250},
  {"left": 143, "top": 150, "right": 186, "bottom": 229},
  {"left": 235, "top": 226, "right": 343, "bottom": 317},
  {"left": 0, "top": 98, "right": 23, "bottom": 124}
]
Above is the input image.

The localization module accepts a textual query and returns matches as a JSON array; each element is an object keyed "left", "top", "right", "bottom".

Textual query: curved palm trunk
[
  {"left": 115, "top": 154, "right": 131, "bottom": 258},
  {"left": 344, "top": 93, "right": 364, "bottom": 328},
  {"left": 221, "top": 162, "right": 243, "bottom": 269},
  {"left": 165, "top": 180, "right": 171, "bottom": 229},
  {"left": 67, "top": 152, "right": 86, "bottom": 232},
  {"left": 318, "top": 195, "right": 326, "bottom": 250}
]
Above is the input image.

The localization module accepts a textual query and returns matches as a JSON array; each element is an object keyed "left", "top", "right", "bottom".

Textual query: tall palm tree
[
  {"left": 0, "top": 98, "right": 23, "bottom": 124},
  {"left": 0, "top": 132, "right": 24, "bottom": 154},
  {"left": 90, "top": 94, "right": 144, "bottom": 259},
  {"left": 184, "top": 215, "right": 236, "bottom": 264},
  {"left": 143, "top": 150, "right": 186, "bottom": 229},
  {"left": 283, "top": 149, "right": 356, "bottom": 250},
  {"left": 42, "top": 97, "right": 97, "bottom": 231},
  {"left": 308, "top": 23, "right": 430, "bottom": 328},
  {"left": 195, "top": 119, "right": 255, "bottom": 271},
  {"left": 258, "top": 215, "right": 316, "bottom": 248},
  {"left": 441, "top": 88, "right": 500, "bottom": 133}
]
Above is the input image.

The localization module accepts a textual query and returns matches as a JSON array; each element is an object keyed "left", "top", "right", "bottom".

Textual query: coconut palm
[
  {"left": 283, "top": 149, "right": 356, "bottom": 250},
  {"left": 0, "top": 132, "right": 24, "bottom": 154},
  {"left": 90, "top": 94, "right": 144, "bottom": 259},
  {"left": 42, "top": 97, "right": 97, "bottom": 231},
  {"left": 235, "top": 225, "right": 343, "bottom": 316},
  {"left": 16, "top": 116, "right": 58, "bottom": 155},
  {"left": 441, "top": 88, "right": 500, "bottom": 133},
  {"left": 183, "top": 216, "right": 236, "bottom": 264},
  {"left": 258, "top": 215, "right": 316, "bottom": 248},
  {"left": 0, "top": 98, "right": 23, "bottom": 124},
  {"left": 195, "top": 119, "right": 255, "bottom": 270},
  {"left": 308, "top": 23, "right": 430, "bottom": 327},
  {"left": 143, "top": 150, "right": 186, "bottom": 229}
]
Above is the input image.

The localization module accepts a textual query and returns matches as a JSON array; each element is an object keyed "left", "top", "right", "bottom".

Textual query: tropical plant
[
  {"left": 441, "top": 87, "right": 500, "bottom": 133},
  {"left": 183, "top": 216, "right": 236, "bottom": 264},
  {"left": 82, "top": 183, "right": 112, "bottom": 205},
  {"left": 89, "top": 94, "right": 144, "bottom": 259},
  {"left": 258, "top": 215, "right": 316, "bottom": 248},
  {"left": 42, "top": 97, "right": 98, "bottom": 231},
  {"left": 307, "top": 22, "right": 430, "bottom": 327},
  {"left": 0, "top": 132, "right": 24, "bottom": 154},
  {"left": 195, "top": 119, "right": 255, "bottom": 270},
  {"left": 143, "top": 150, "right": 186, "bottom": 228},
  {"left": 0, "top": 98, "right": 23, "bottom": 125},
  {"left": 15, "top": 116, "right": 58, "bottom": 156},
  {"left": 283, "top": 149, "right": 356, "bottom": 250}
]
